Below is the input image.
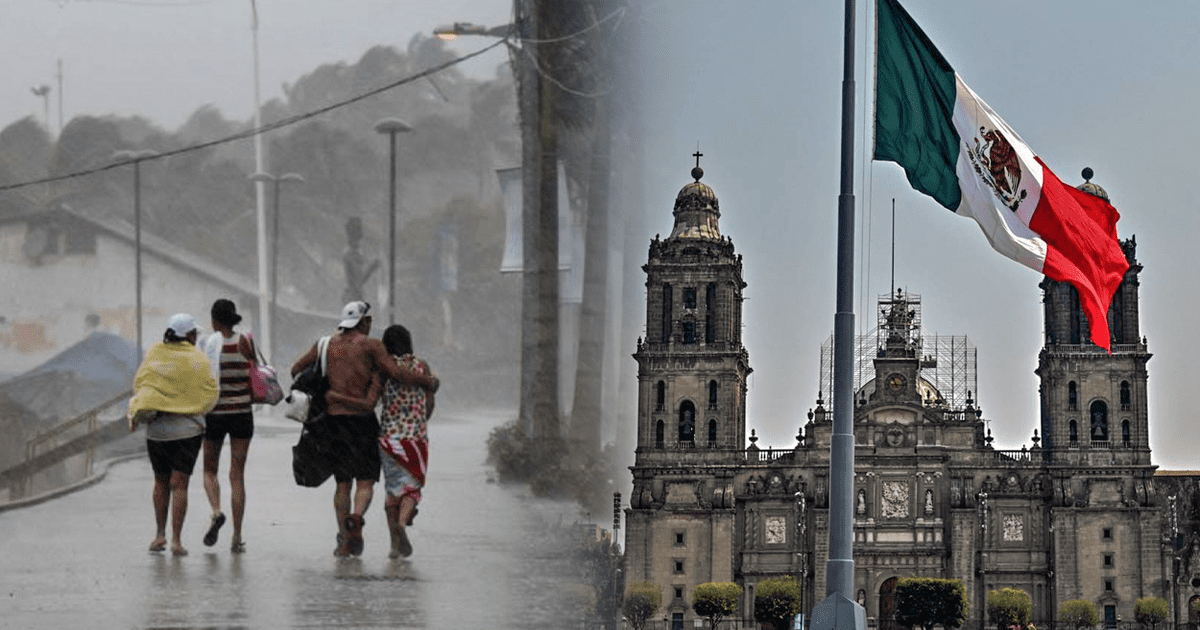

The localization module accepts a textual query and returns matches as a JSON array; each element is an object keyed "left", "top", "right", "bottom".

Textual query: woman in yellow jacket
[{"left": 128, "top": 313, "right": 218, "bottom": 556}]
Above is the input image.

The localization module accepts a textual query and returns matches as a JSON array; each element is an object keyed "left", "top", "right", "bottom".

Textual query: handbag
[
  {"left": 250, "top": 363, "right": 284, "bottom": 405},
  {"left": 289, "top": 335, "right": 331, "bottom": 422},
  {"left": 292, "top": 415, "right": 333, "bottom": 487},
  {"left": 246, "top": 333, "right": 284, "bottom": 405}
]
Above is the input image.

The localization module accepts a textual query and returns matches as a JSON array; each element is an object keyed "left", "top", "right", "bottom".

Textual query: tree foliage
[
  {"left": 755, "top": 576, "right": 802, "bottom": 630},
  {"left": 987, "top": 588, "right": 1032, "bottom": 630},
  {"left": 1059, "top": 600, "right": 1099, "bottom": 630},
  {"left": 624, "top": 581, "right": 662, "bottom": 630},
  {"left": 895, "top": 577, "right": 969, "bottom": 630},
  {"left": 1135, "top": 597, "right": 1169, "bottom": 630},
  {"left": 693, "top": 582, "right": 741, "bottom": 629}
]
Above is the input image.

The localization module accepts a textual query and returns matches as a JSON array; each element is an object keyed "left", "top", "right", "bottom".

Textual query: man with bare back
[{"left": 290, "top": 301, "right": 439, "bottom": 557}]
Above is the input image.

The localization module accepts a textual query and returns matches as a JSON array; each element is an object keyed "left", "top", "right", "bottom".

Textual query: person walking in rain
[
  {"left": 128, "top": 313, "right": 218, "bottom": 556},
  {"left": 197, "top": 298, "right": 257, "bottom": 553},
  {"left": 291, "top": 301, "right": 439, "bottom": 557},
  {"left": 373, "top": 325, "right": 435, "bottom": 558}
]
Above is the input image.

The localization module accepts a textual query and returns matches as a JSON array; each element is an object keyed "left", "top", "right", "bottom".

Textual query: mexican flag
[{"left": 873, "top": 0, "right": 1130, "bottom": 351}]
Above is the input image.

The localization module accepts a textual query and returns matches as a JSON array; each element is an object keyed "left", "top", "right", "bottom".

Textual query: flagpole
[{"left": 813, "top": 0, "right": 867, "bottom": 628}]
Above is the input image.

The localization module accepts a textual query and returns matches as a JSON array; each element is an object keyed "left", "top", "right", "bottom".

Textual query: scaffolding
[{"left": 818, "top": 291, "right": 977, "bottom": 410}]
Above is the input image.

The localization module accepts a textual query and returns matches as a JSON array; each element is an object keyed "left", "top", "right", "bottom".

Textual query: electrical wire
[{"left": 0, "top": 38, "right": 507, "bottom": 193}]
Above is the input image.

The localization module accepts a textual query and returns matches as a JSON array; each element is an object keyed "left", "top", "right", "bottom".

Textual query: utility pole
[
  {"left": 56, "top": 59, "right": 63, "bottom": 134},
  {"left": 249, "top": 0, "right": 271, "bottom": 363}
]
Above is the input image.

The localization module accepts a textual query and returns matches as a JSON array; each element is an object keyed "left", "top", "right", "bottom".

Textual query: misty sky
[{"left": 3, "top": 0, "right": 1197, "bottom": 471}]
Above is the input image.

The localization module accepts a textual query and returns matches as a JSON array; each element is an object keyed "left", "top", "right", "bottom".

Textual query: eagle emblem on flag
[{"left": 967, "top": 126, "right": 1028, "bottom": 212}]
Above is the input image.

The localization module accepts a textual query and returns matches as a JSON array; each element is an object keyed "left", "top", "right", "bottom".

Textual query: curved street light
[
  {"left": 373, "top": 117, "right": 412, "bottom": 326},
  {"left": 432, "top": 22, "right": 511, "bottom": 41},
  {"left": 111, "top": 148, "right": 158, "bottom": 361},
  {"left": 248, "top": 171, "right": 304, "bottom": 362}
]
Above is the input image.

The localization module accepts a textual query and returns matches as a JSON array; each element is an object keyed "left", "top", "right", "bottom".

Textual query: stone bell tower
[
  {"left": 625, "top": 157, "right": 752, "bottom": 619},
  {"left": 1036, "top": 168, "right": 1150, "bottom": 464},
  {"left": 632, "top": 157, "right": 751, "bottom": 455}
]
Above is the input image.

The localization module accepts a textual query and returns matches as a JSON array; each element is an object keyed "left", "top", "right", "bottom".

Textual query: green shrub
[
  {"left": 755, "top": 576, "right": 802, "bottom": 630},
  {"left": 624, "top": 581, "right": 663, "bottom": 630},
  {"left": 1135, "top": 597, "right": 1169, "bottom": 630},
  {"left": 693, "top": 582, "right": 741, "bottom": 629},
  {"left": 1059, "top": 599, "right": 1099, "bottom": 630},
  {"left": 987, "top": 588, "right": 1032, "bottom": 630},
  {"left": 895, "top": 577, "right": 969, "bottom": 630}
]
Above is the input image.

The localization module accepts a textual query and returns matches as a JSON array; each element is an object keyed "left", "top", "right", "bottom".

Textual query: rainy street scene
[{"left": 4, "top": 1, "right": 1200, "bottom": 630}]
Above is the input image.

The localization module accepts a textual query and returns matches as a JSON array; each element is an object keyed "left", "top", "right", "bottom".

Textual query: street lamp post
[
  {"left": 112, "top": 149, "right": 158, "bottom": 361},
  {"left": 373, "top": 117, "right": 412, "bottom": 326},
  {"left": 248, "top": 171, "right": 304, "bottom": 362}
]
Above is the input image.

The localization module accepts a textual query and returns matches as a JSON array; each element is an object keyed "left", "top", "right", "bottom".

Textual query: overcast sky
[{"left": 3, "top": 0, "right": 1196, "bottom": 471}]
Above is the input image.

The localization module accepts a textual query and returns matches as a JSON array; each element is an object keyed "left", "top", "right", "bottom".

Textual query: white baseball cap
[
  {"left": 167, "top": 313, "right": 198, "bottom": 336},
  {"left": 338, "top": 301, "right": 371, "bottom": 329}
]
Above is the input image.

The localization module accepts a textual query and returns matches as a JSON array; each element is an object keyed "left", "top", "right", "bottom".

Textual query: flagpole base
[{"left": 811, "top": 591, "right": 866, "bottom": 630}]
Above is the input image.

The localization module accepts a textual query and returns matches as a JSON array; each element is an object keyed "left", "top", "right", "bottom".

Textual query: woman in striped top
[{"left": 198, "top": 298, "right": 257, "bottom": 553}]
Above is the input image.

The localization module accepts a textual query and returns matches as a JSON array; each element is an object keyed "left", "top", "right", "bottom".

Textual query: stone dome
[
  {"left": 1076, "top": 167, "right": 1109, "bottom": 201},
  {"left": 669, "top": 166, "right": 722, "bottom": 240}
]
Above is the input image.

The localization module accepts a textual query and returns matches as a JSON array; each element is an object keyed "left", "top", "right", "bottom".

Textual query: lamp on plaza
[
  {"left": 111, "top": 148, "right": 158, "bottom": 361},
  {"left": 30, "top": 84, "right": 51, "bottom": 129},
  {"left": 373, "top": 117, "right": 412, "bottom": 326},
  {"left": 248, "top": 171, "right": 304, "bottom": 362}
]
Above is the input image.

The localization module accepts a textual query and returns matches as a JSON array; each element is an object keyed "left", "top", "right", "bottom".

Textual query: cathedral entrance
[{"left": 879, "top": 577, "right": 899, "bottom": 630}]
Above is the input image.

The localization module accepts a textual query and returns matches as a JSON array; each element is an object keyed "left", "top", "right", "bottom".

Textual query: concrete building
[{"left": 625, "top": 167, "right": 1200, "bottom": 630}]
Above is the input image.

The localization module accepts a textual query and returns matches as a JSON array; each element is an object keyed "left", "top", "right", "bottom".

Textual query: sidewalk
[{"left": 0, "top": 407, "right": 587, "bottom": 629}]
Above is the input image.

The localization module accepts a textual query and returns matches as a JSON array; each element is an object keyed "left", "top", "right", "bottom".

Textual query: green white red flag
[{"left": 873, "top": 0, "right": 1130, "bottom": 351}]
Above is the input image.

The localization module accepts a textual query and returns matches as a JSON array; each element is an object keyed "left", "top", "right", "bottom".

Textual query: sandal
[{"left": 203, "top": 512, "right": 226, "bottom": 547}]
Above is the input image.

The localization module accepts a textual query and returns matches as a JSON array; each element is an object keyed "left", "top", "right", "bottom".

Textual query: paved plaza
[{"left": 0, "top": 407, "right": 588, "bottom": 629}]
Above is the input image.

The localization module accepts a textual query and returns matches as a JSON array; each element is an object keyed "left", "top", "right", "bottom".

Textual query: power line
[{"left": 0, "top": 37, "right": 507, "bottom": 193}]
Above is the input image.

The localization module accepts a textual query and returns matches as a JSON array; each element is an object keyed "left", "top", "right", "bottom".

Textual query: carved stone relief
[
  {"left": 765, "top": 516, "right": 786, "bottom": 544},
  {"left": 882, "top": 481, "right": 909, "bottom": 519},
  {"left": 1003, "top": 514, "right": 1024, "bottom": 541}
]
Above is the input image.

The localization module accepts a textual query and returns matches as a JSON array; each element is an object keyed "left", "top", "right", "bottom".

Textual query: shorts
[
  {"left": 147, "top": 435, "right": 204, "bottom": 479},
  {"left": 205, "top": 412, "right": 254, "bottom": 442},
  {"left": 380, "top": 448, "right": 423, "bottom": 502},
  {"left": 326, "top": 412, "right": 381, "bottom": 483}
]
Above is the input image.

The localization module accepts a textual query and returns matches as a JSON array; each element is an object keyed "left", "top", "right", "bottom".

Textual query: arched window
[
  {"left": 656, "top": 381, "right": 665, "bottom": 411},
  {"left": 682, "top": 319, "right": 697, "bottom": 345},
  {"left": 705, "top": 283, "right": 716, "bottom": 343},
  {"left": 1120, "top": 381, "right": 1131, "bottom": 410},
  {"left": 708, "top": 419, "right": 717, "bottom": 445},
  {"left": 1110, "top": 285, "right": 1126, "bottom": 345},
  {"left": 1069, "top": 419, "right": 1079, "bottom": 444},
  {"left": 1068, "top": 381, "right": 1078, "bottom": 410},
  {"left": 1090, "top": 400, "right": 1109, "bottom": 442},
  {"left": 709, "top": 381, "right": 718, "bottom": 408},
  {"left": 1069, "top": 286, "right": 1083, "bottom": 345},
  {"left": 655, "top": 420, "right": 665, "bottom": 448},
  {"left": 678, "top": 401, "right": 696, "bottom": 444},
  {"left": 1122, "top": 419, "right": 1131, "bottom": 447},
  {"left": 661, "top": 284, "right": 673, "bottom": 343}
]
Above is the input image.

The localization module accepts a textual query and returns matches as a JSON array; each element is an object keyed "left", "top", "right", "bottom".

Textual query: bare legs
[
  {"left": 333, "top": 479, "right": 374, "bottom": 556},
  {"left": 203, "top": 435, "right": 251, "bottom": 550},
  {"left": 385, "top": 494, "right": 416, "bottom": 558},
  {"left": 151, "top": 470, "right": 191, "bottom": 555}
]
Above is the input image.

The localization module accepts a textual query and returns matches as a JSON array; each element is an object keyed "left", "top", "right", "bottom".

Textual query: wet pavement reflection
[{"left": 0, "top": 408, "right": 585, "bottom": 629}]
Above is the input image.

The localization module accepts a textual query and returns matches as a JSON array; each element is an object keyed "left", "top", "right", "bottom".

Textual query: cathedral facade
[{"left": 624, "top": 167, "right": 1200, "bottom": 630}]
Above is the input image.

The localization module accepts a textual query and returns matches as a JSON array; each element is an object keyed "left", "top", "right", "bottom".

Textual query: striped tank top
[{"left": 211, "top": 332, "right": 252, "bottom": 415}]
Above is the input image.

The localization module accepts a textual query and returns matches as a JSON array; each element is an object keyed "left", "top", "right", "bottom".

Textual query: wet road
[{"left": 0, "top": 407, "right": 588, "bottom": 629}]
